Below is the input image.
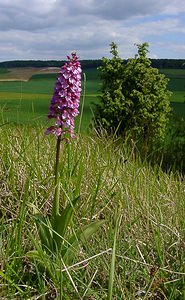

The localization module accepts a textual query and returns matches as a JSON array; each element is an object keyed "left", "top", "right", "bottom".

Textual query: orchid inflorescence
[{"left": 46, "top": 52, "right": 82, "bottom": 137}]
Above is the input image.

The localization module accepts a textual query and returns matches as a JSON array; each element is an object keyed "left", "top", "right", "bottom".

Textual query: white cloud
[{"left": 0, "top": 0, "right": 184, "bottom": 60}]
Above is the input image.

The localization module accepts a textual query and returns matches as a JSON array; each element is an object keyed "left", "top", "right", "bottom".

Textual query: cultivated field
[
  {"left": 0, "top": 68, "right": 100, "bottom": 130},
  {"left": 0, "top": 67, "right": 61, "bottom": 81},
  {"left": 160, "top": 69, "right": 185, "bottom": 112}
]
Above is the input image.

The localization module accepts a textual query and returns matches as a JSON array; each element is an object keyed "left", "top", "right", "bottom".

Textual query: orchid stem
[{"left": 52, "top": 135, "right": 61, "bottom": 222}]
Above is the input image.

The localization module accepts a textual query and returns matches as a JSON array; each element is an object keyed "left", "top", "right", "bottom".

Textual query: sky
[{"left": 0, "top": 0, "right": 185, "bottom": 62}]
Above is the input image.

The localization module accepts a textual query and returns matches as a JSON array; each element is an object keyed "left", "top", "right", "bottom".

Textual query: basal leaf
[
  {"left": 62, "top": 220, "right": 105, "bottom": 258},
  {"left": 35, "top": 214, "right": 53, "bottom": 251},
  {"left": 53, "top": 196, "right": 80, "bottom": 249}
]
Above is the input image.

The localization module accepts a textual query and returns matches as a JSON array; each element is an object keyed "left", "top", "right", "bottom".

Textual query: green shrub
[{"left": 94, "top": 42, "right": 172, "bottom": 148}]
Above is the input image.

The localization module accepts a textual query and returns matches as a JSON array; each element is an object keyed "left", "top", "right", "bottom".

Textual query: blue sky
[{"left": 0, "top": 0, "right": 185, "bottom": 61}]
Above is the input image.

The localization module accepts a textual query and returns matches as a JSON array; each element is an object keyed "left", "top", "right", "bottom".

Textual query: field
[
  {"left": 159, "top": 69, "right": 185, "bottom": 116},
  {"left": 0, "top": 68, "right": 101, "bottom": 130},
  {"left": 0, "top": 66, "right": 185, "bottom": 299},
  {"left": 0, "top": 68, "right": 185, "bottom": 130}
]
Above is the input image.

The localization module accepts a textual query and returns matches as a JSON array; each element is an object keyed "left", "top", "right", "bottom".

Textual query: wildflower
[{"left": 46, "top": 52, "right": 82, "bottom": 137}]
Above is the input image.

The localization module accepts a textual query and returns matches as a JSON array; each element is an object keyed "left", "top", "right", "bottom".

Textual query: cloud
[
  {"left": 0, "top": 0, "right": 184, "bottom": 60},
  {"left": 1, "top": 0, "right": 185, "bottom": 31}
]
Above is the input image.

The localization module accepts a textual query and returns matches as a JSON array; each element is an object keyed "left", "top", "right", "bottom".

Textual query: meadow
[{"left": 0, "top": 67, "right": 185, "bottom": 299}]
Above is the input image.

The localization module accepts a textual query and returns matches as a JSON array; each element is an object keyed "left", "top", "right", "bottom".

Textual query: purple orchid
[{"left": 45, "top": 52, "right": 82, "bottom": 137}]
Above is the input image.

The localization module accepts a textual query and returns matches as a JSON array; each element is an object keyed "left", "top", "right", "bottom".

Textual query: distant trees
[
  {"left": 0, "top": 60, "right": 64, "bottom": 68},
  {"left": 151, "top": 58, "right": 185, "bottom": 69},
  {"left": 94, "top": 42, "right": 172, "bottom": 147},
  {"left": 0, "top": 60, "right": 103, "bottom": 69},
  {"left": 0, "top": 58, "right": 184, "bottom": 69}
]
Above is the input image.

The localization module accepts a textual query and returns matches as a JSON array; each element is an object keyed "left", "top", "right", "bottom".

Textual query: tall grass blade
[
  {"left": 78, "top": 72, "right": 86, "bottom": 134},
  {"left": 107, "top": 214, "right": 122, "bottom": 300}
]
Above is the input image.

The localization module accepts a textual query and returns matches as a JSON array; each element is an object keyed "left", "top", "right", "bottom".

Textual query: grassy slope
[{"left": 0, "top": 125, "right": 185, "bottom": 299}]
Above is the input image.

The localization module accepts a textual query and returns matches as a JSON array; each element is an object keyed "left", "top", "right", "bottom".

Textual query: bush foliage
[{"left": 95, "top": 42, "right": 172, "bottom": 146}]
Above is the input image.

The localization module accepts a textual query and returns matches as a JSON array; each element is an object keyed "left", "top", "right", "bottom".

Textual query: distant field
[
  {"left": 0, "top": 68, "right": 10, "bottom": 75},
  {"left": 0, "top": 67, "right": 184, "bottom": 130},
  {"left": 0, "top": 67, "right": 60, "bottom": 81},
  {"left": 0, "top": 68, "right": 101, "bottom": 130},
  {"left": 160, "top": 69, "right": 185, "bottom": 103},
  {"left": 160, "top": 69, "right": 185, "bottom": 115},
  {"left": 159, "top": 68, "right": 185, "bottom": 77}
]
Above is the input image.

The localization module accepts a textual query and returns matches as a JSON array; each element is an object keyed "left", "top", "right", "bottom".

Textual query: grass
[
  {"left": 0, "top": 67, "right": 185, "bottom": 298},
  {"left": 0, "top": 124, "right": 185, "bottom": 299},
  {"left": 170, "top": 92, "right": 185, "bottom": 103},
  {"left": 171, "top": 102, "right": 185, "bottom": 118},
  {"left": 159, "top": 69, "right": 185, "bottom": 78}
]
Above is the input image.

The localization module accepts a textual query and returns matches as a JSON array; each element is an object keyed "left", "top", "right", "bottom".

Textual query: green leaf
[
  {"left": 53, "top": 196, "right": 80, "bottom": 249},
  {"left": 62, "top": 220, "right": 105, "bottom": 258},
  {"left": 35, "top": 214, "right": 53, "bottom": 251}
]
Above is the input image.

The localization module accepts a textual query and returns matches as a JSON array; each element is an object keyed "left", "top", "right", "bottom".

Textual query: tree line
[{"left": 0, "top": 58, "right": 184, "bottom": 69}]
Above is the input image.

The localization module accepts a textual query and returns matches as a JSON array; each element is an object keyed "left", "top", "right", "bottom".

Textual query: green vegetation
[
  {"left": 1, "top": 125, "right": 185, "bottom": 299},
  {"left": 161, "top": 69, "right": 185, "bottom": 103},
  {"left": 0, "top": 55, "right": 185, "bottom": 299},
  {"left": 94, "top": 42, "right": 171, "bottom": 147},
  {"left": 0, "top": 68, "right": 9, "bottom": 74}
]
